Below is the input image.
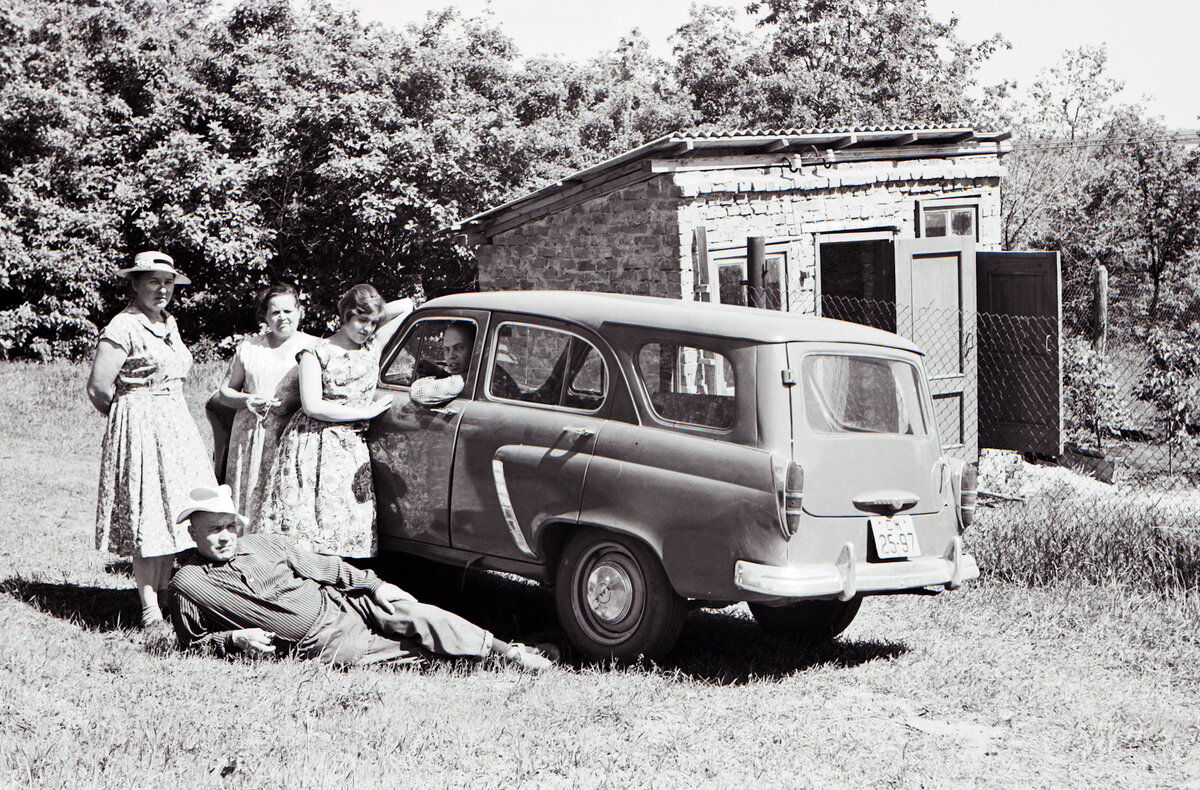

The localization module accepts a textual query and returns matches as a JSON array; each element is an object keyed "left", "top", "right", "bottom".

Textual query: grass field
[{"left": 2, "top": 361, "right": 1199, "bottom": 788}]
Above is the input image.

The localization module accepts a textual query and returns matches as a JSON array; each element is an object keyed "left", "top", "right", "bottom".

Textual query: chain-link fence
[{"left": 812, "top": 281, "right": 1200, "bottom": 591}]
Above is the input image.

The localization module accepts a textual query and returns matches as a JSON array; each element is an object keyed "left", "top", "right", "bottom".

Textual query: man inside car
[{"left": 411, "top": 322, "right": 520, "bottom": 406}]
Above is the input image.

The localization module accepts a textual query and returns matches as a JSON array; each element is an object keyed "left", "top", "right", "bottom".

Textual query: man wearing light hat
[{"left": 169, "top": 485, "right": 552, "bottom": 670}]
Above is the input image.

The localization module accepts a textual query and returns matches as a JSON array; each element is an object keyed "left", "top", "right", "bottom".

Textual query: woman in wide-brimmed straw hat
[{"left": 86, "top": 250, "right": 216, "bottom": 627}]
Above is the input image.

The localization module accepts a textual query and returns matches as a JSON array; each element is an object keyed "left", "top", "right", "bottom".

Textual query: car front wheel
[
  {"left": 748, "top": 597, "right": 862, "bottom": 641},
  {"left": 555, "top": 529, "right": 687, "bottom": 662}
]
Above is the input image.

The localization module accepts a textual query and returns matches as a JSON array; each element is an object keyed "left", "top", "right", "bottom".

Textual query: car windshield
[{"left": 801, "top": 354, "right": 928, "bottom": 435}]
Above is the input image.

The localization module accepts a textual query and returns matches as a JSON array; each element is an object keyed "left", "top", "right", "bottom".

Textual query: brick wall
[
  {"left": 673, "top": 154, "right": 1003, "bottom": 315},
  {"left": 475, "top": 152, "right": 1004, "bottom": 317},
  {"left": 476, "top": 176, "right": 685, "bottom": 299}
]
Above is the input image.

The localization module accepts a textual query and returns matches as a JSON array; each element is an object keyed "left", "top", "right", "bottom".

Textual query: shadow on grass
[
  {"left": 105, "top": 559, "right": 133, "bottom": 577},
  {"left": 1, "top": 577, "right": 139, "bottom": 631},
  {"left": 379, "top": 559, "right": 908, "bottom": 685}
]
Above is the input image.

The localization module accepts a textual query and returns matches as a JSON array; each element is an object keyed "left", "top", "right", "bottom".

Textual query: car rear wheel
[
  {"left": 555, "top": 529, "right": 687, "bottom": 662},
  {"left": 748, "top": 597, "right": 862, "bottom": 641}
]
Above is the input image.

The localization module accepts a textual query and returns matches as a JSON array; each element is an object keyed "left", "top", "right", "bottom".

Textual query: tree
[
  {"left": 742, "top": 0, "right": 1006, "bottom": 127},
  {"left": 1001, "top": 47, "right": 1123, "bottom": 254},
  {"left": 670, "top": 5, "right": 761, "bottom": 128},
  {"left": 1087, "top": 111, "right": 1200, "bottom": 319}
]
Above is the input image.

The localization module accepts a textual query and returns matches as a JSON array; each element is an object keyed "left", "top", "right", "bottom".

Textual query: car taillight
[
  {"left": 958, "top": 461, "right": 978, "bottom": 530},
  {"left": 781, "top": 460, "right": 804, "bottom": 538}
]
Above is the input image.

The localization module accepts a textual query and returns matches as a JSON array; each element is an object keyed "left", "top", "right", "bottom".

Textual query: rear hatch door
[{"left": 787, "top": 343, "right": 944, "bottom": 517}]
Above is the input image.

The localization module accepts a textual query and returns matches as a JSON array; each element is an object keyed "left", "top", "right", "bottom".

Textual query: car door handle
[
  {"left": 431, "top": 406, "right": 459, "bottom": 416},
  {"left": 562, "top": 426, "right": 595, "bottom": 438}
]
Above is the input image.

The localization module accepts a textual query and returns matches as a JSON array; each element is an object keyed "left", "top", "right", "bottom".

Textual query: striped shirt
[{"left": 169, "top": 534, "right": 382, "bottom": 654}]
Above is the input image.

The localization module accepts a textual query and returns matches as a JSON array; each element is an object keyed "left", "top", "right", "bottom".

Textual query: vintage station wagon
[{"left": 368, "top": 291, "right": 979, "bottom": 660}]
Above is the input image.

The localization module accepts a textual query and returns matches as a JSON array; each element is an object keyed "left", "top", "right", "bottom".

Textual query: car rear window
[
  {"left": 801, "top": 354, "right": 928, "bottom": 435},
  {"left": 637, "top": 342, "right": 736, "bottom": 429}
]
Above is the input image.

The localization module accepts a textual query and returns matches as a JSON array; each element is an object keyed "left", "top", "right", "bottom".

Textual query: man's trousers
[{"left": 294, "top": 589, "right": 493, "bottom": 666}]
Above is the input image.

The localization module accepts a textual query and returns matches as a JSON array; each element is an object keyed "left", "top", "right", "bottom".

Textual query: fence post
[
  {"left": 1093, "top": 265, "right": 1108, "bottom": 355},
  {"left": 747, "top": 236, "right": 765, "bottom": 308}
]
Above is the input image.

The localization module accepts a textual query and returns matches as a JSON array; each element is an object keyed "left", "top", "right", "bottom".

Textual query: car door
[
  {"left": 369, "top": 310, "right": 488, "bottom": 551},
  {"left": 450, "top": 317, "right": 611, "bottom": 561}
]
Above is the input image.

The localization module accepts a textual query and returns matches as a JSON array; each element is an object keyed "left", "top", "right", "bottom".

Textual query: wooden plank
[{"left": 647, "top": 143, "right": 1008, "bottom": 173}]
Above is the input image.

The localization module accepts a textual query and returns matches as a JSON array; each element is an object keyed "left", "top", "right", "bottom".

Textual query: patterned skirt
[
  {"left": 255, "top": 412, "right": 376, "bottom": 558},
  {"left": 226, "top": 407, "right": 292, "bottom": 526},
  {"left": 96, "top": 391, "right": 215, "bottom": 558}
]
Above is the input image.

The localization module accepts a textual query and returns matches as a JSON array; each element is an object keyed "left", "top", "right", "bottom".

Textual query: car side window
[
  {"left": 381, "top": 318, "right": 478, "bottom": 387},
  {"left": 637, "top": 341, "right": 736, "bottom": 429},
  {"left": 489, "top": 323, "right": 607, "bottom": 411}
]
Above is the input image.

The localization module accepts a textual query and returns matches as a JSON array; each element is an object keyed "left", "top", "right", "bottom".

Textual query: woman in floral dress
[
  {"left": 256, "top": 285, "right": 411, "bottom": 557},
  {"left": 217, "top": 283, "right": 316, "bottom": 524},
  {"left": 86, "top": 251, "right": 216, "bottom": 626}
]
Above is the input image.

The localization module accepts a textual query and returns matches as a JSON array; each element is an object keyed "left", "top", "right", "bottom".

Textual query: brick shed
[{"left": 458, "top": 126, "right": 1063, "bottom": 462}]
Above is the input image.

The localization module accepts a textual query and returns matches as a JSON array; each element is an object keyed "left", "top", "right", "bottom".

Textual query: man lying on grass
[{"left": 168, "top": 485, "right": 553, "bottom": 672}]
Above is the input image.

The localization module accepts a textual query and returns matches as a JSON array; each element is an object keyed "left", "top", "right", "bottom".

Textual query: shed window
[{"left": 920, "top": 201, "right": 978, "bottom": 240}]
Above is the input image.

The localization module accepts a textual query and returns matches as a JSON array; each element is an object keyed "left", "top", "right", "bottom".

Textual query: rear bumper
[{"left": 734, "top": 536, "right": 979, "bottom": 601}]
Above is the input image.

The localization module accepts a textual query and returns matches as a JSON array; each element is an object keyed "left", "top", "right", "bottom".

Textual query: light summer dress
[
  {"left": 225, "top": 333, "right": 315, "bottom": 524},
  {"left": 255, "top": 338, "right": 381, "bottom": 557},
  {"left": 95, "top": 305, "right": 215, "bottom": 558}
]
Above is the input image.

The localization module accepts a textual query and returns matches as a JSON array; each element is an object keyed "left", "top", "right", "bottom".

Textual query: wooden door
[
  {"left": 895, "top": 237, "right": 977, "bottom": 461},
  {"left": 976, "top": 251, "right": 1062, "bottom": 456}
]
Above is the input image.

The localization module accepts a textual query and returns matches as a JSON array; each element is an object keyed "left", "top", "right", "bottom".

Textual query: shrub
[
  {"left": 1136, "top": 326, "right": 1200, "bottom": 468},
  {"left": 1062, "top": 336, "right": 1125, "bottom": 448}
]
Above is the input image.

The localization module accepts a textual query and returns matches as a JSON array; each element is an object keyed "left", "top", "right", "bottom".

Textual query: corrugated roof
[
  {"left": 418, "top": 290, "right": 924, "bottom": 352},
  {"left": 457, "top": 125, "right": 1009, "bottom": 236}
]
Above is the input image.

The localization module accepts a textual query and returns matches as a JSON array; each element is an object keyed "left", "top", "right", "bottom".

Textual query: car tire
[
  {"left": 748, "top": 597, "right": 862, "bottom": 641},
  {"left": 555, "top": 529, "right": 687, "bottom": 662}
]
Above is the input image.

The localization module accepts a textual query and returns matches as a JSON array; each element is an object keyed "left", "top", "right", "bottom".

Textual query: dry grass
[
  {"left": 974, "top": 450, "right": 1200, "bottom": 592},
  {"left": 2, "top": 361, "right": 1199, "bottom": 788}
]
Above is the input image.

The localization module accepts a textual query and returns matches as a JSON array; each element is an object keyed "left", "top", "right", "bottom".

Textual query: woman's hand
[
  {"left": 246, "top": 395, "right": 280, "bottom": 421},
  {"left": 366, "top": 394, "right": 393, "bottom": 418}
]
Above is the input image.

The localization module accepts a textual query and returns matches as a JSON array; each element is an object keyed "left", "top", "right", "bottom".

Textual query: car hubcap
[{"left": 586, "top": 562, "right": 633, "bottom": 624}]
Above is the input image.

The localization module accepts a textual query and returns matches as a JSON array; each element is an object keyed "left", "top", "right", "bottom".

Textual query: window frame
[
  {"left": 706, "top": 240, "right": 791, "bottom": 311},
  {"left": 916, "top": 195, "right": 981, "bottom": 242},
  {"left": 634, "top": 338, "right": 739, "bottom": 432},
  {"left": 378, "top": 315, "right": 483, "bottom": 391},
  {"left": 797, "top": 351, "right": 932, "bottom": 438},
  {"left": 485, "top": 320, "right": 610, "bottom": 414}
]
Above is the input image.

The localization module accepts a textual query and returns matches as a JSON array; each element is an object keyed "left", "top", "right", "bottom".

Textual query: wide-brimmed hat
[
  {"left": 175, "top": 485, "right": 248, "bottom": 527},
  {"left": 116, "top": 251, "right": 191, "bottom": 285}
]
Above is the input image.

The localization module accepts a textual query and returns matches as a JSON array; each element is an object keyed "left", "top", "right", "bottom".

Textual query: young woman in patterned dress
[
  {"left": 256, "top": 285, "right": 412, "bottom": 557},
  {"left": 86, "top": 251, "right": 216, "bottom": 627},
  {"left": 216, "top": 284, "right": 316, "bottom": 524}
]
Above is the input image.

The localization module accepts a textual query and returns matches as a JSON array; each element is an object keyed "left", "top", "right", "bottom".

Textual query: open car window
[
  {"left": 489, "top": 322, "right": 607, "bottom": 411},
  {"left": 380, "top": 318, "right": 479, "bottom": 387},
  {"left": 637, "top": 341, "right": 736, "bottom": 430}
]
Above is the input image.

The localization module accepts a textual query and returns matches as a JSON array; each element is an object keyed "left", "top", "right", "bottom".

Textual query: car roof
[{"left": 418, "top": 291, "right": 923, "bottom": 354}]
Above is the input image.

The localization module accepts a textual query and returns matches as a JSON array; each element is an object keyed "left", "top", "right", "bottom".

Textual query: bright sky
[{"left": 345, "top": 0, "right": 1198, "bottom": 129}]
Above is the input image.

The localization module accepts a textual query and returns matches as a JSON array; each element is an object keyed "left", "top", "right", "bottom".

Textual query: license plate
[{"left": 869, "top": 515, "right": 920, "bottom": 559}]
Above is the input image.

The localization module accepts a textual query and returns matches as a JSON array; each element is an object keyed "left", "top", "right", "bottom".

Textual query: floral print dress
[
  {"left": 225, "top": 334, "right": 315, "bottom": 524},
  {"left": 95, "top": 305, "right": 216, "bottom": 558},
  {"left": 255, "top": 338, "right": 380, "bottom": 557}
]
